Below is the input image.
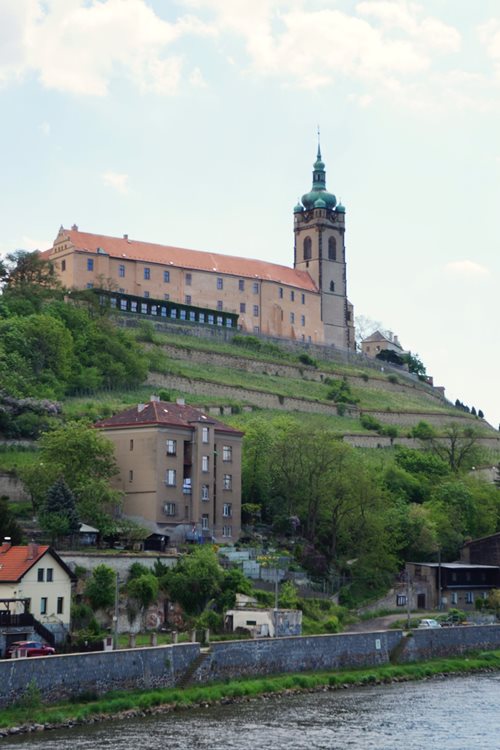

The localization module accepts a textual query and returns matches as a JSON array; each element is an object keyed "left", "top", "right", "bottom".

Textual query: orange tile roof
[
  {"left": 55, "top": 228, "right": 319, "bottom": 293},
  {"left": 0, "top": 545, "right": 50, "bottom": 582},
  {"left": 95, "top": 400, "right": 244, "bottom": 436}
]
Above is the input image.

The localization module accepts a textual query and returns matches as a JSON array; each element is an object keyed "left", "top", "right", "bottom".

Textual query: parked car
[
  {"left": 6, "top": 641, "right": 56, "bottom": 658},
  {"left": 418, "top": 619, "right": 442, "bottom": 629}
]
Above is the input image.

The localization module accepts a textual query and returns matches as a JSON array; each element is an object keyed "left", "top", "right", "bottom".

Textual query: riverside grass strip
[{"left": 2, "top": 651, "right": 500, "bottom": 735}]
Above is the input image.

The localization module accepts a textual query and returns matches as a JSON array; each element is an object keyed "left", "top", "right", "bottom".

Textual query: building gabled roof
[
  {"left": 54, "top": 228, "right": 319, "bottom": 293},
  {"left": 95, "top": 400, "right": 244, "bottom": 436},
  {"left": 361, "top": 330, "right": 403, "bottom": 349},
  {"left": 0, "top": 545, "right": 76, "bottom": 583}
]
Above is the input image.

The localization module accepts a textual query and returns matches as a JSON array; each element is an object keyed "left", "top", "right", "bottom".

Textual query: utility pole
[
  {"left": 406, "top": 569, "right": 412, "bottom": 629},
  {"left": 113, "top": 571, "right": 119, "bottom": 649}
]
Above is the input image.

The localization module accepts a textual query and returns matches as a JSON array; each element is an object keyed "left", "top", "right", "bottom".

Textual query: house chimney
[
  {"left": 123, "top": 233, "right": 128, "bottom": 240},
  {"left": 27, "top": 540, "right": 39, "bottom": 560},
  {"left": 137, "top": 403, "right": 146, "bottom": 413},
  {"left": 1, "top": 537, "right": 12, "bottom": 554}
]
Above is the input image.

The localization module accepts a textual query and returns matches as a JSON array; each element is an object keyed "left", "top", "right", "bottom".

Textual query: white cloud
[
  {"left": 0, "top": 0, "right": 211, "bottom": 96},
  {"left": 102, "top": 171, "right": 129, "bottom": 195},
  {"left": 40, "top": 121, "right": 51, "bottom": 136},
  {"left": 189, "top": 66, "right": 208, "bottom": 88},
  {"left": 445, "top": 260, "right": 490, "bottom": 277}
]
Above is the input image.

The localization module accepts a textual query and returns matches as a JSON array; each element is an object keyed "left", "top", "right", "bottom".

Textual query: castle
[{"left": 48, "top": 145, "right": 355, "bottom": 349}]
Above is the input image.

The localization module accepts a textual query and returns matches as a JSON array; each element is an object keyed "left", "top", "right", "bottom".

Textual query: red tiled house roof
[
  {"left": 0, "top": 545, "right": 50, "bottom": 582},
  {"left": 55, "top": 228, "right": 319, "bottom": 293},
  {"left": 95, "top": 400, "right": 244, "bottom": 436}
]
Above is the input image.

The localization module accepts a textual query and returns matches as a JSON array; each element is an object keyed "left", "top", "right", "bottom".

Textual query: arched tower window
[
  {"left": 328, "top": 236, "right": 337, "bottom": 261},
  {"left": 303, "top": 236, "right": 312, "bottom": 261}
]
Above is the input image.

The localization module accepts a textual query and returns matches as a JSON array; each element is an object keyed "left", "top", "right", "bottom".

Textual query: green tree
[
  {"left": 85, "top": 564, "right": 116, "bottom": 611},
  {"left": 1, "top": 250, "right": 63, "bottom": 314},
  {"left": 415, "top": 422, "right": 482, "bottom": 474},
  {"left": 127, "top": 573, "right": 159, "bottom": 629},
  {"left": 279, "top": 580, "right": 299, "bottom": 609},
  {"left": 39, "top": 477, "right": 80, "bottom": 544},
  {"left": 161, "top": 547, "right": 224, "bottom": 616}
]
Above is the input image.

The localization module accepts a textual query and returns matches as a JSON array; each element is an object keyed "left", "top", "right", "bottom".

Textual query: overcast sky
[{"left": 1, "top": 1, "right": 499, "bottom": 428}]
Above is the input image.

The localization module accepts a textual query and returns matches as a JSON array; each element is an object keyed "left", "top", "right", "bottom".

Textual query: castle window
[
  {"left": 86, "top": 283, "right": 94, "bottom": 289},
  {"left": 164, "top": 270, "right": 170, "bottom": 283},
  {"left": 330, "top": 281, "right": 335, "bottom": 292},
  {"left": 279, "top": 287, "right": 283, "bottom": 299},
  {"left": 240, "top": 302, "right": 246, "bottom": 313},
  {"left": 290, "top": 290, "right": 295, "bottom": 302},
  {"left": 186, "top": 273, "right": 192, "bottom": 286},
  {"left": 301, "top": 293, "right": 305, "bottom": 304},
  {"left": 253, "top": 305, "right": 259, "bottom": 317},
  {"left": 290, "top": 312, "right": 295, "bottom": 324},
  {"left": 217, "top": 277, "right": 223, "bottom": 290},
  {"left": 144, "top": 267, "right": 150, "bottom": 280},
  {"left": 217, "top": 300, "right": 223, "bottom": 311},
  {"left": 303, "top": 236, "right": 312, "bottom": 261},
  {"left": 144, "top": 291, "right": 150, "bottom": 298},
  {"left": 328, "top": 236, "right": 337, "bottom": 261},
  {"left": 164, "top": 294, "right": 170, "bottom": 301},
  {"left": 301, "top": 315, "right": 305, "bottom": 326},
  {"left": 119, "top": 264, "right": 125, "bottom": 277},
  {"left": 61, "top": 260, "right": 66, "bottom": 272},
  {"left": 252, "top": 282, "right": 259, "bottom": 294},
  {"left": 253, "top": 326, "right": 260, "bottom": 334},
  {"left": 185, "top": 295, "right": 191, "bottom": 305},
  {"left": 87, "top": 258, "right": 94, "bottom": 271},
  {"left": 238, "top": 279, "right": 245, "bottom": 291}
]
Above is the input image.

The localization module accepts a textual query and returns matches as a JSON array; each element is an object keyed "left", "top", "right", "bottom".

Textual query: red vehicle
[{"left": 6, "top": 641, "right": 56, "bottom": 658}]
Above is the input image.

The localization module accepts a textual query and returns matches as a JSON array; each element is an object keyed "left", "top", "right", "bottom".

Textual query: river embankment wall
[{"left": 2, "top": 626, "right": 500, "bottom": 707}]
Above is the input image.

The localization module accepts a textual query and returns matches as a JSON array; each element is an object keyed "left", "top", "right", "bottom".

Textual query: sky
[{"left": 1, "top": 0, "right": 500, "bottom": 428}]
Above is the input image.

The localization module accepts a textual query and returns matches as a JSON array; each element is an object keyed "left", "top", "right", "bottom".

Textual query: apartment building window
[
  {"left": 186, "top": 273, "right": 192, "bottom": 286},
  {"left": 217, "top": 300, "right": 223, "bottom": 311},
  {"left": 451, "top": 592, "right": 458, "bottom": 605},
  {"left": 119, "top": 264, "right": 125, "bottom": 277},
  {"left": 223, "top": 525, "right": 232, "bottom": 538},
  {"left": 238, "top": 279, "right": 245, "bottom": 291},
  {"left": 164, "top": 502, "right": 176, "bottom": 516},
  {"left": 290, "top": 290, "right": 295, "bottom": 302},
  {"left": 57, "top": 597, "right": 64, "bottom": 615},
  {"left": 131, "top": 301, "right": 138, "bottom": 312},
  {"left": 166, "top": 469, "right": 176, "bottom": 486},
  {"left": 202, "top": 455, "right": 209, "bottom": 472},
  {"left": 164, "top": 270, "right": 170, "bottom": 283},
  {"left": 166, "top": 439, "right": 177, "bottom": 455},
  {"left": 223, "top": 445, "right": 232, "bottom": 462},
  {"left": 240, "top": 302, "right": 246, "bottom": 313},
  {"left": 301, "top": 315, "right": 306, "bottom": 326},
  {"left": 40, "top": 597, "right": 47, "bottom": 615},
  {"left": 87, "top": 258, "right": 94, "bottom": 271},
  {"left": 216, "top": 315, "right": 223, "bottom": 326},
  {"left": 171, "top": 309, "right": 177, "bottom": 319},
  {"left": 202, "top": 427, "right": 209, "bottom": 443},
  {"left": 208, "top": 314, "right": 214, "bottom": 324},
  {"left": 252, "top": 282, "right": 259, "bottom": 294},
  {"left": 290, "top": 312, "right": 295, "bottom": 324},
  {"left": 141, "top": 303, "right": 148, "bottom": 313},
  {"left": 120, "top": 299, "right": 127, "bottom": 310},
  {"left": 223, "top": 474, "right": 232, "bottom": 490},
  {"left": 185, "top": 295, "right": 192, "bottom": 305},
  {"left": 466, "top": 591, "right": 474, "bottom": 604},
  {"left": 201, "top": 484, "right": 209, "bottom": 501},
  {"left": 61, "top": 259, "right": 66, "bottom": 272},
  {"left": 37, "top": 569, "right": 44, "bottom": 582},
  {"left": 279, "top": 287, "right": 283, "bottom": 299},
  {"left": 223, "top": 502, "right": 232, "bottom": 517},
  {"left": 46, "top": 568, "right": 53, "bottom": 582},
  {"left": 253, "top": 305, "right": 259, "bottom": 317},
  {"left": 129, "top": 470, "right": 133, "bottom": 482},
  {"left": 199, "top": 312, "right": 205, "bottom": 322},
  {"left": 144, "top": 267, "right": 150, "bottom": 280},
  {"left": 217, "top": 277, "right": 223, "bottom": 290},
  {"left": 301, "top": 293, "right": 306, "bottom": 304},
  {"left": 202, "top": 514, "right": 209, "bottom": 530}
]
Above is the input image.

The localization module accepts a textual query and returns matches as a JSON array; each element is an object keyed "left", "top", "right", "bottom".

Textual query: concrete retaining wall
[
  {"left": 60, "top": 552, "right": 178, "bottom": 578},
  {"left": 2, "top": 625, "right": 500, "bottom": 707}
]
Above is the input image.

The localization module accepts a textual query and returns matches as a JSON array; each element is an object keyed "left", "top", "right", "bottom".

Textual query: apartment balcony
[{"left": 182, "top": 478, "right": 192, "bottom": 495}]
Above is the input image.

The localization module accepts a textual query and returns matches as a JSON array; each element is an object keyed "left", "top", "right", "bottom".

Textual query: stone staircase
[{"left": 177, "top": 649, "right": 212, "bottom": 688}]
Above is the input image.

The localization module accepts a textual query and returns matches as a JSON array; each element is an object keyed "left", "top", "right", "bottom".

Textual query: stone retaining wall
[{"left": 2, "top": 625, "right": 500, "bottom": 707}]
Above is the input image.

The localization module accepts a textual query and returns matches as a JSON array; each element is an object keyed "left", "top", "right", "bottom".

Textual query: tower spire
[{"left": 317, "top": 124, "right": 321, "bottom": 160}]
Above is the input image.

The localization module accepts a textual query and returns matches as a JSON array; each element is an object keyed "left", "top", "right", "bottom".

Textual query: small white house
[
  {"left": 225, "top": 607, "right": 302, "bottom": 638},
  {"left": 0, "top": 539, "right": 75, "bottom": 633}
]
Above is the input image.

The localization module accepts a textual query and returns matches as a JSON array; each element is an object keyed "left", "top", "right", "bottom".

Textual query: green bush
[
  {"left": 298, "top": 353, "right": 317, "bottom": 368},
  {"left": 360, "top": 414, "right": 382, "bottom": 431}
]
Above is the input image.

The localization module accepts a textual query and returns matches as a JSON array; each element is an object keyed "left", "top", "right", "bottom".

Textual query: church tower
[{"left": 293, "top": 143, "right": 355, "bottom": 350}]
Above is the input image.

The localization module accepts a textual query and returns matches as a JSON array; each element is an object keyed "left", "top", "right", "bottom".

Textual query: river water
[{"left": 3, "top": 673, "right": 500, "bottom": 749}]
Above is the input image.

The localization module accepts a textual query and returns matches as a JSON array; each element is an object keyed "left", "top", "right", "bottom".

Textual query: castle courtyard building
[{"left": 47, "top": 146, "right": 355, "bottom": 349}]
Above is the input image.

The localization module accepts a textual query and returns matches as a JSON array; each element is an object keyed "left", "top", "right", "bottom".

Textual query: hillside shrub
[
  {"left": 360, "top": 414, "right": 382, "bottom": 431},
  {"left": 298, "top": 353, "right": 317, "bottom": 368}
]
